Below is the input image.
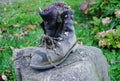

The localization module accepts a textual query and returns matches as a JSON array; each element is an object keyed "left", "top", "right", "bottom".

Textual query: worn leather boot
[{"left": 30, "top": 2, "right": 78, "bottom": 70}]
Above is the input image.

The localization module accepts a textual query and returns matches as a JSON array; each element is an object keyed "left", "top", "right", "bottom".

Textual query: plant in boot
[{"left": 30, "top": 2, "right": 78, "bottom": 70}]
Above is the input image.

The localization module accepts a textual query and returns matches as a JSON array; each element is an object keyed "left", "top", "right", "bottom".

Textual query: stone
[{"left": 13, "top": 46, "right": 110, "bottom": 81}]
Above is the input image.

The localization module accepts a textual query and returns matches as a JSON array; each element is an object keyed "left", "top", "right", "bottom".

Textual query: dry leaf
[
  {"left": 5, "top": 69, "right": 11, "bottom": 74},
  {"left": 10, "top": 46, "right": 14, "bottom": 51},
  {"left": 80, "top": 2, "right": 88, "bottom": 11},
  {"left": 8, "top": 34, "right": 14, "bottom": 40},
  {"left": 15, "top": 33, "right": 22, "bottom": 39},
  {"left": 88, "top": 0, "right": 94, "bottom": 6},
  {"left": 10, "top": 57, "right": 14, "bottom": 62},
  {"left": 0, "top": 35, "right": 3, "bottom": 38},
  {"left": 0, "top": 28, "right": 2, "bottom": 34},
  {"left": 0, "top": 48, "right": 4, "bottom": 52},
  {"left": 74, "top": 21, "right": 82, "bottom": 26},
  {"left": 21, "top": 31, "right": 29, "bottom": 36},
  {"left": 26, "top": 25, "right": 35, "bottom": 30},
  {"left": 15, "top": 33, "right": 21, "bottom": 37},
  {"left": 13, "top": 24, "right": 19, "bottom": 28},
  {"left": 83, "top": 8, "right": 89, "bottom": 14},
  {"left": 0, "top": 28, "right": 5, "bottom": 34},
  {"left": 79, "top": 41, "right": 83, "bottom": 45}
]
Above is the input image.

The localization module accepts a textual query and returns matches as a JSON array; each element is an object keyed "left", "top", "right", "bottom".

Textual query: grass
[{"left": 0, "top": 0, "right": 120, "bottom": 81}]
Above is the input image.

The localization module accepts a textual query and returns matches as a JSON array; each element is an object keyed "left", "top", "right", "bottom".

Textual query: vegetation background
[{"left": 0, "top": 0, "right": 120, "bottom": 81}]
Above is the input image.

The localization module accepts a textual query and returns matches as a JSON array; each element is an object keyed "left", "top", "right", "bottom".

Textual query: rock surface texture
[{"left": 13, "top": 46, "right": 110, "bottom": 81}]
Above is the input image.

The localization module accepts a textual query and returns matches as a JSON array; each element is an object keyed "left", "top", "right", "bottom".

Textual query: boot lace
[
  {"left": 39, "top": 34, "right": 63, "bottom": 67},
  {"left": 39, "top": 34, "right": 77, "bottom": 67}
]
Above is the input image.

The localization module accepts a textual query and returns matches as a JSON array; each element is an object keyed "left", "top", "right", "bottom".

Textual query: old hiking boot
[{"left": 30, "top": 2, "right": 78, "bottom": 70}]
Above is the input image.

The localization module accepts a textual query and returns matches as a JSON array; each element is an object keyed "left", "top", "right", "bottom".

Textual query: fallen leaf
[
  {"left": 13, "top": 24, "right": 19, "bottom": 28},
  {"left": 5, "top": 69, "right": 11, "bottom": 74},
  {"left": 0, "top": 35, "right": 3, "bottom": 38},
  {"left": 14, "top": 33, "right": 22, "bottom": 39},
  {"left": 74, "top": 21, "right": 78, "bottom": 25},
  {"left": 80, "top": 2, "right": 88, "bottom": 11},
  {"left": 78, "top": 41, "right": 83, "bottom": 45},
  {"left": 15, "top": 33, "right": 21, "bottom": 37},
  {"left": 88, "top": 0, "right": 94, "bottom": 6},
  {"left": 0, "top": 48, "right": 4, "bottom": 52},
  {"left": 0, "top": 28, "right": 5, "bottom": 34},
  {"left": 0, "top": 28, "right": 2, "bottom": 34},
  {"left": 10, "top": 46, "right": 14, "bottom": 51},
  {"left": 21, "top": 31, "right": 29, "bottom": 36},
  {"left": 83, "top": 8, "right": 89, "bottom": 14},
  {"left": 8, "top": 34, "right": 14, "bottom": 40},
  {"left": 26, "top": 25, "right": 35, "bottom": 30},
  {"left": 110, "top": 60, "right": 115, "bottom": 64},
  {"left": 10, "top": 57, "right": 14, "bottom": 62}
]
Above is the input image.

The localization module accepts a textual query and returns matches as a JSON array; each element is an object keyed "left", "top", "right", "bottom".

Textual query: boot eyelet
[
  {"left": 59, "top": 37, "right": 63, "bottom": 41},
  {"left": 58, "top": 42, "right": 61, "bottom": 45},
  {"left": 64, "top": 32, "right": 69, "bottom": 36},
  {"left": 65, "top": 15, "right": 68, "bottom": 18}
]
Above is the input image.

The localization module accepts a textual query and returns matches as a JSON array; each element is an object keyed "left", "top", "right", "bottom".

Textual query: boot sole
[{"left": 30, "top": 41, "right": 78, "bottom": 71}]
